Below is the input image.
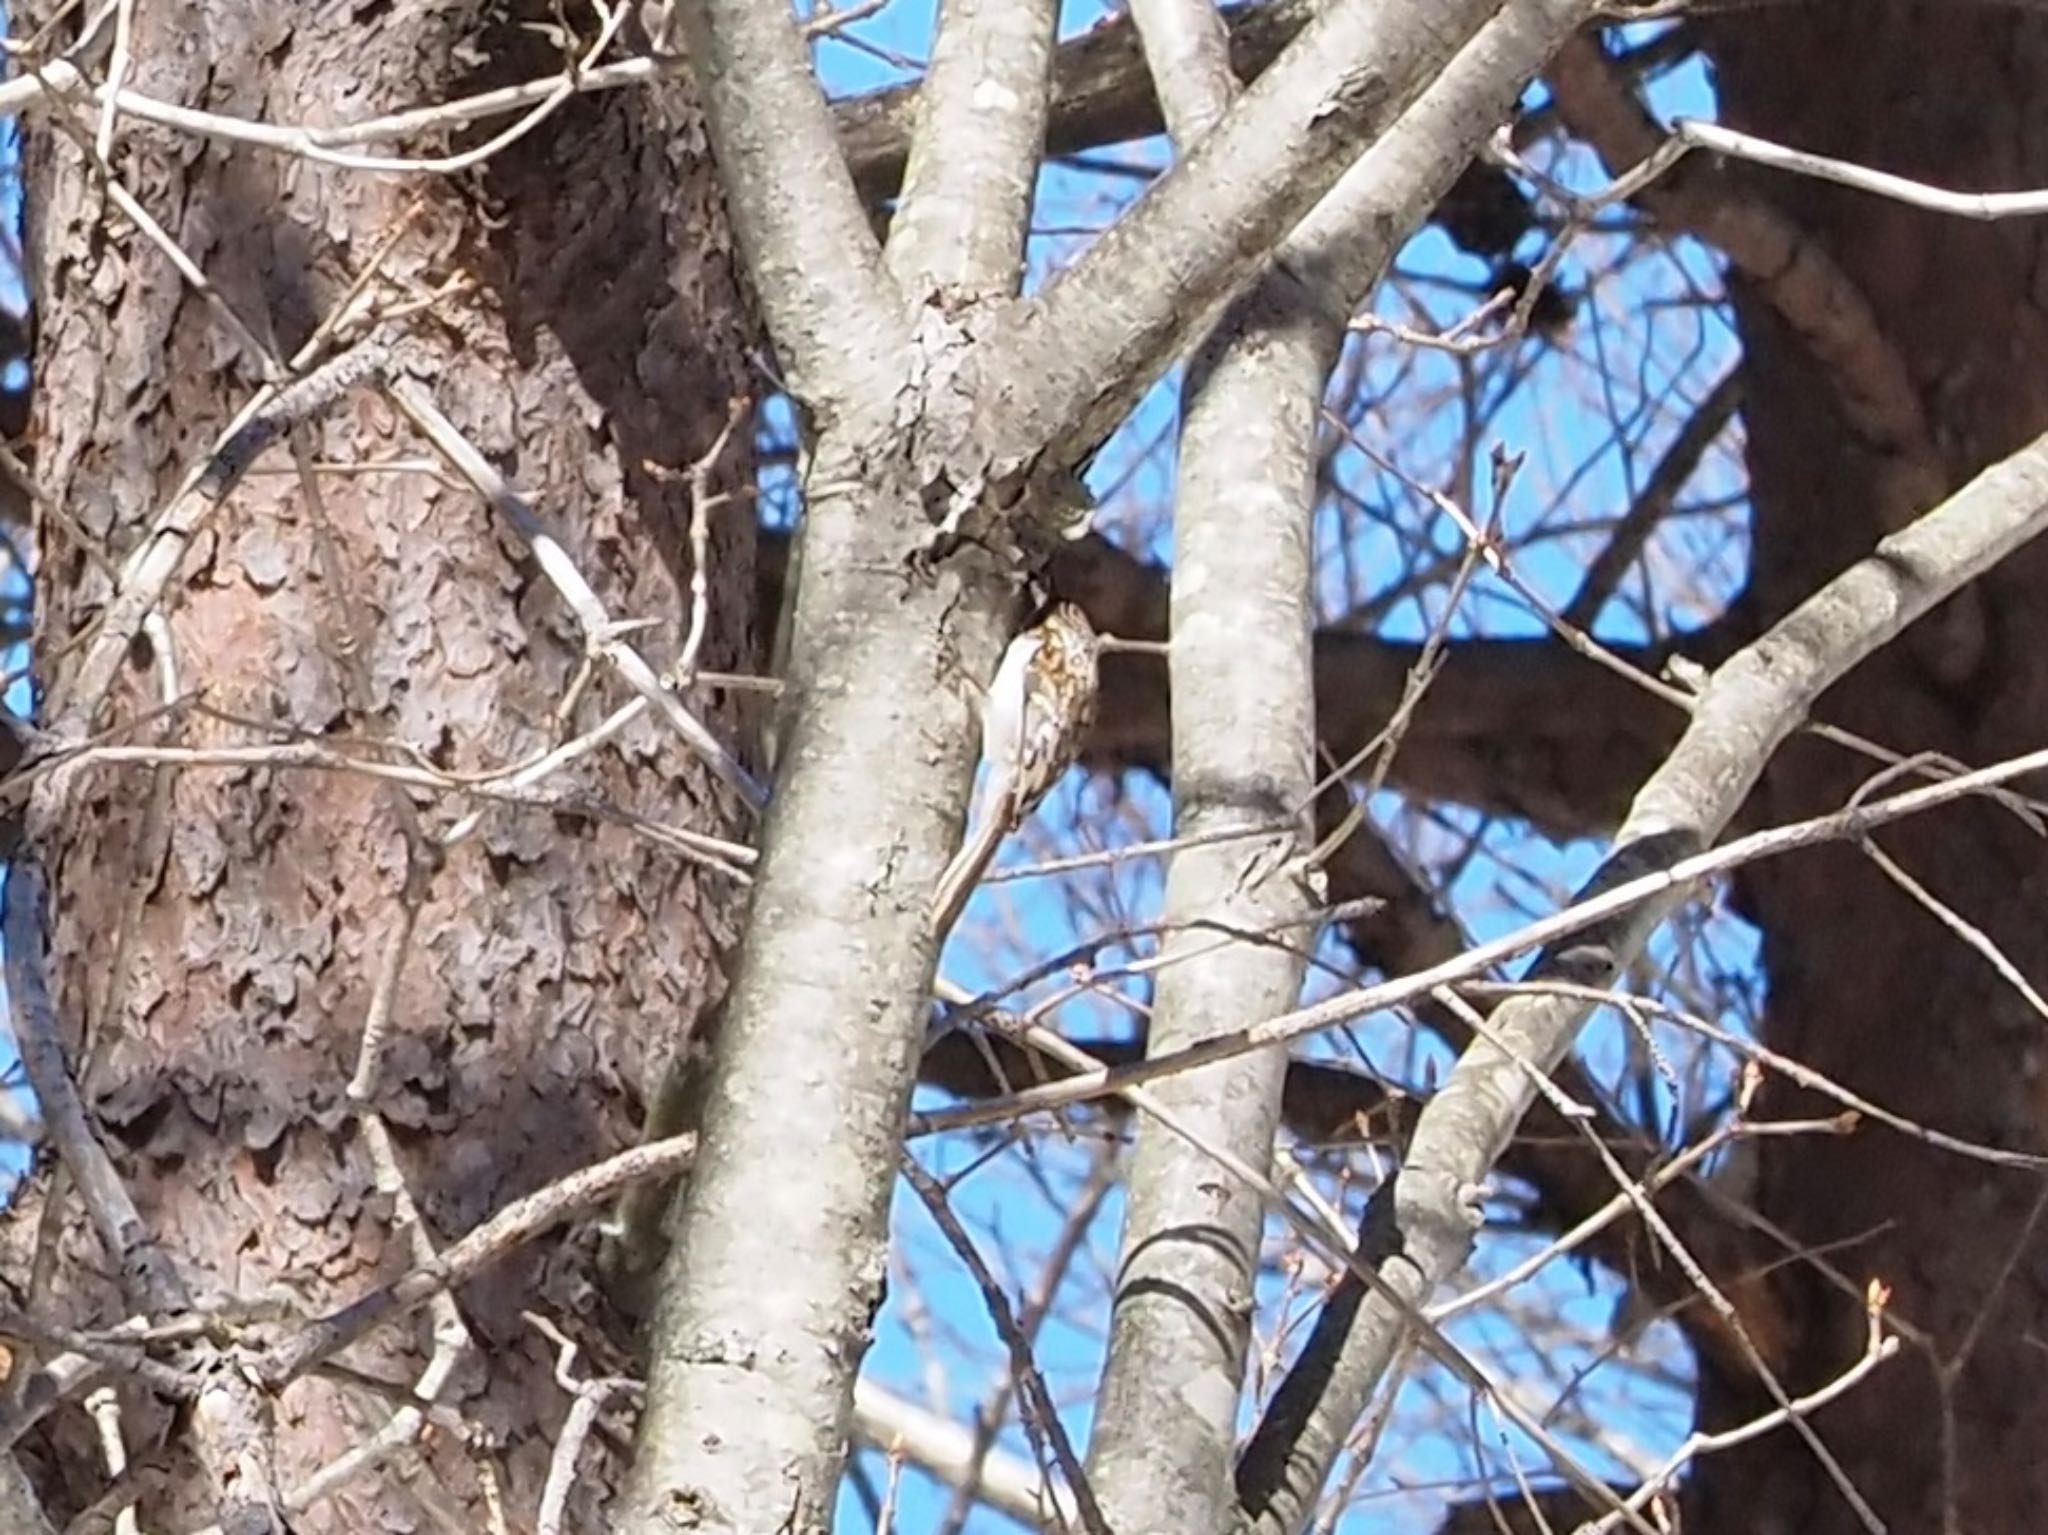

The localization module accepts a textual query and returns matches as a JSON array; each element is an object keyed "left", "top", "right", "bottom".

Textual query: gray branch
[
  {"left": 1128, "top": 0, "right": 1238, "bottom": 144},
  {"left": 1237, "top": 363, "right": 2048, "bottom": 1535},
  {"left": 852, "top": 1377, "right": 1079, "bottom": 1529},
  {"left": 883, "top": 0, "right": 1058, "bottom": 298},
  {"left": 1084, "top": 4, "right": 1312, "bottom": 1528},
  {"left": 616, "top": 437, "right": 1020, "bottom": 1531},
  {"left": 621, "top": 4, "right": 1610, "bottom": 1529},
  {"left": 1070, "top": 3, "right": 1610, "bottom": 1527},
  {"left": 837, "top": 0, "right": 1322, "bottom": 204},
  {"left": 982, "top": 0, "right": 1511, "bottom": 471},
  {"left": 662, "top": 0, "right": 904, "bottom": 408}
]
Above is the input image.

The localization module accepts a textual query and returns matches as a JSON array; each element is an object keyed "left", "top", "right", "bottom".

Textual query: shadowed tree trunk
[
  {"left": 5, "top": 4, "right": 756, "bottom": 1529},
  {"left": 1690, "top": 5, "right": 2048, "bottom": 1531}
]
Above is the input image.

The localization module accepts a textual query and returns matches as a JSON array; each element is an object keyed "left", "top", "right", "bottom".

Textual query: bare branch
[
  {"left": 1054, "top": 539, "right": 1689, "bottom": 836},
  {"left": 660, "top": 0, "right": 903, "bottom": 407},
  {"left": 1083, "top": 3, "right": 1297, "bottom": 1521},
  {"left": 1129, "top": 0, "right": 1238, "bottom": 144},
  {"left": 0, "top": 7, "right": 855, "bottom": 176},
  {"left": 1662, "top": 114, "right": 2048, "bottom": 222},
  {"left": 930, "top": 1142, "right": 1116, "bottom": 1535},
  {"left": 1585, "top": 1289, "right": 1899, "bottom": 1534},
  {"left": 884, "top": 0, "right": 1058, "bottom": 297},
  {"left": 901, "top": 1159, "right": 1109, "bottom": 1534},
  {"left": 1545, "top": 36, "right": 1944, "bottom": 529},
  {"left": 988, "top": 0, "right": 1509, "bottom": 467},
  {"left": 1564, "top": 364, "right": 1746, "bottom": 631},
  {"left": 853, "top": 1376, "right": 1080, "bottom": 1530},
  {"left": 617, "top": 432, "right": 1020, "bottom": 1530},
  {"left": 4, "top": 865, "right": 183, "bottom": 1318},
  {"left": 257, "top": 1134, "right": 699, "bottom": 1390},
  {"left": 915, "top": 735, "right": 2048, "bottom": 1136},
  {"left": 385, "top": 378, "right": 767, "bottom": 810},
  {"left": 1235, "top": 403, "right": 2048, "bottom": 1535},
  {"left": 529, "top": 1314, "right": 642, "bottom": 1535},
  {"left": 838, "top": 0, "right": 1320, "bottom": 202}
]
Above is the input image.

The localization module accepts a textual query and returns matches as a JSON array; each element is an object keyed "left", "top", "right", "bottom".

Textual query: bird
[{"left": 930, "top": 601, "right": 1099, "bottom": 939}]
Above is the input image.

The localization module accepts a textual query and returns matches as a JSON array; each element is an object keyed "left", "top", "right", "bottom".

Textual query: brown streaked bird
[{"left": 931, "top": 602, "right": 1099, "bottom": 939}]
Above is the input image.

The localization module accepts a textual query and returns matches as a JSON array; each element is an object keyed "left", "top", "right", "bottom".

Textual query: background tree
[
  {"left": 0, "top": 3, "right": 762, "bottom": 1530},
  {"left": 0, "top": 3, "right": 2045, "bottom": 1535}
]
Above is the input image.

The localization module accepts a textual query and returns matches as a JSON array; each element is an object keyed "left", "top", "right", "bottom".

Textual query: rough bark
[
  {"left": 6, "top": 5, "right": 755, "bottom": 1531},
  {"left": 1688, "top": 7, "right": 2048, "bottom": 1532}
]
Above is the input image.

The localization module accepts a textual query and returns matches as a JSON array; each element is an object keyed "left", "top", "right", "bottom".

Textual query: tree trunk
[
  {"left": 6, "top": 5, "right": 756, "bottom": 1530},
  {"left": 1692, "top": 6, "right": 2048, "bottom": 1531}
]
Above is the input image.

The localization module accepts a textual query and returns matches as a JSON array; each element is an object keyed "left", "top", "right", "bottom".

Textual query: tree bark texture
[
  {"left": 6, "top": 4, "right": 755, "bottom": 1530},
  {"left": 1693, "top": 6, "right": 2048, "bottom": 1531}
]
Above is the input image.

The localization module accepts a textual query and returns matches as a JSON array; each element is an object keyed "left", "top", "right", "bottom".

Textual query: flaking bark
[{"left": 7, "top": 6, "right": 756, "bottom": 1529}]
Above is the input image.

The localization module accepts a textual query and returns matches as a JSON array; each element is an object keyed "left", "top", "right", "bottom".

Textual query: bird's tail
[{"left": 930, "top": 809, "right": 1010, "bottom": 941}]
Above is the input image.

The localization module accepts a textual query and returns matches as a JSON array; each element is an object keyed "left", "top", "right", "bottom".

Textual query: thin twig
[
  {"left": 915, "top": 742, "right": 2048, "bottom": 1135},
  {"left": 899, "top": 1157, "right": 1110, "bottom": 1535},
  {"left": 527, "top": 1313, "right": 642, "bottom": 1535},
  {"left": 1585, "top": 1287, "right": 1898, "bottom": 1533},
  {"left": 255, "top": 1134, "right": 698, "bottom": 1389},
  {"left": 385, "top": 379, "right": 768, "bottom": 810}
]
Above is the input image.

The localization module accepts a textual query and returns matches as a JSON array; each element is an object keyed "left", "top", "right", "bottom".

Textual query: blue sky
[
  {"left": 785, "top": 7, "right": 1766, "bottom": 1533},
  {"left": 0, "top": 8, "right": 1762, "bottom": 1530}
]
